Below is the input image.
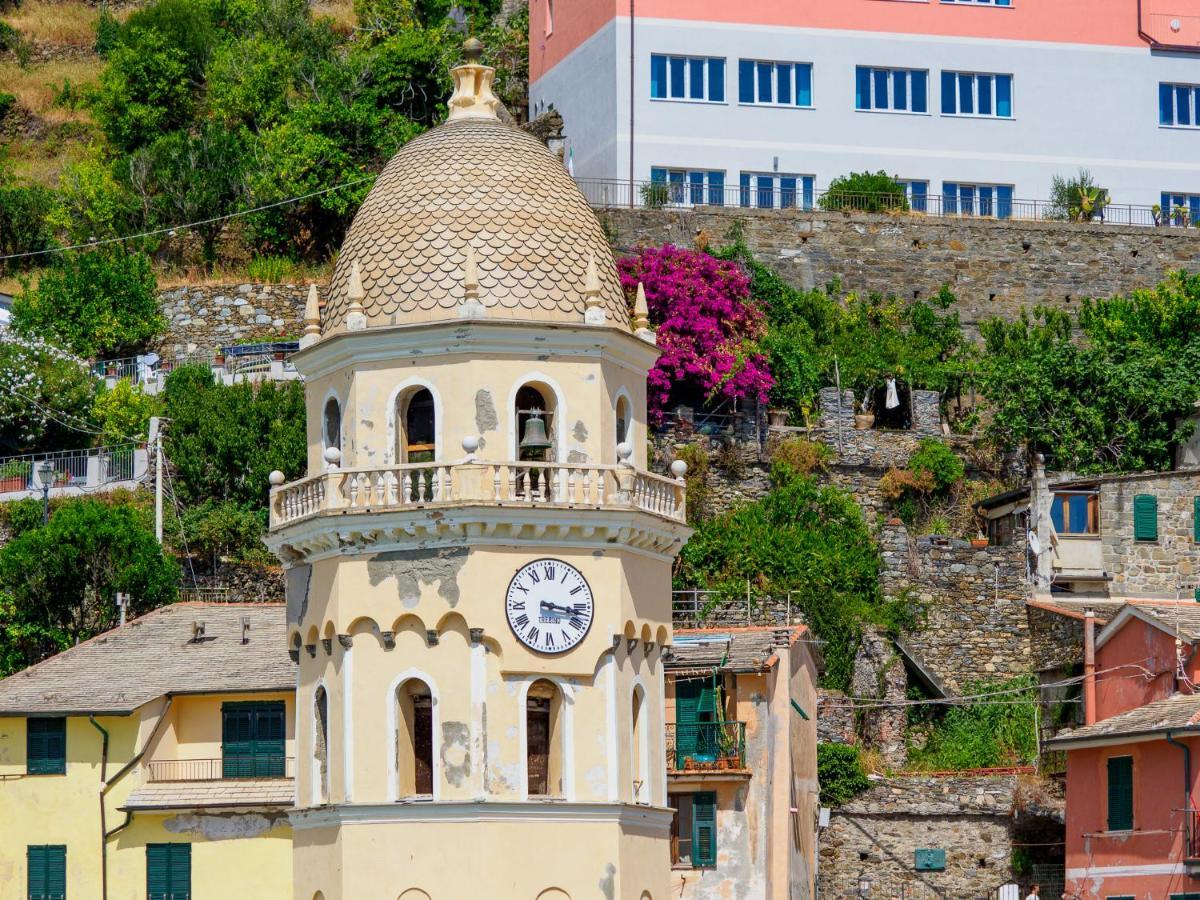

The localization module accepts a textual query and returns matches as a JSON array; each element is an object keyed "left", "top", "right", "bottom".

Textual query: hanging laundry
[{"left": 885, "top": 378, "right": 900, "bottom": 409}]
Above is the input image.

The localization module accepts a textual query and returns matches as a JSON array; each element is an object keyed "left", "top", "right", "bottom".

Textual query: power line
[{"left": 0, "top": 175, "right": 377, "bottom": 263}]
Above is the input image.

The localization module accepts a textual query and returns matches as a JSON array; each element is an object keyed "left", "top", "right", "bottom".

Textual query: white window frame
[
  {"left": 942, "top": 70, "right": 1014, "bottom": 119},
  {"left": 650, "top": 54, "right": 726, "bottom": 104},
  {"left": 649, "top": 168, "right": 727, "bottom": 208},
  {"left": 856, "top": 66, "right": 929, "bottom": 115},
  {"left": 738, "top": 172, "right": 815, "bottom": 210},
  {"left": 1161, "top": 83, "right": 1200, "bottom": 130},
  {"left": 738, "top": 59, "right": 814, "bottom": 109}
]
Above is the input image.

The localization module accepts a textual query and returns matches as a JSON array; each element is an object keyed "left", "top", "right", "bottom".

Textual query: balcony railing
[
  {"left": 270, "top": 460, "right": 686, "bottom": 528},
  {"left": 574, "top": 177, "right": 1164, "bottom": 227},
  {"left": 146, "top": 756, "right": 295, "bottom": 782},
  {"left": 666, "top": 722, "right": 746, "bottom": 772},
  {"left": 0, "top": 445, "right": 141, "bottom": 497}
]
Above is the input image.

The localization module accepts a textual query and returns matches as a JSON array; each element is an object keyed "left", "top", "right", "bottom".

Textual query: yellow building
[
  {"left": 0, "top": 603, "right": 295, "bottom": 900},
  {"left": 262, "top": 39, "right": 691, "bottom": 900},
  {"left": 663, "top": 627, "right": 821, "bottom": 899}
]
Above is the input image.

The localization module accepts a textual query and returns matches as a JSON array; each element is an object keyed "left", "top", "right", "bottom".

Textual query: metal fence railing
[
  {"left": 666, "top": 722, "right": 746, "bottom": 771},
  {"left": 91, "top": 341, "right": 301, "bottom": 392},
  {"left": 574, "top": 178, "right": 1171, "bottom": 227},
  {"left": 0, "top": 445, "right": 137, "bottom": 493},
  {"left": 146, "top": 756, "right": 295, "bottom": 782}
]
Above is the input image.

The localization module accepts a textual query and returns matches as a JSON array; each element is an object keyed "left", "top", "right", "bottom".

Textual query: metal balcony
[
  {"left": 145, "top": 756, "right": 295, "bottom": 782},
  {"left": 666, "top": 722, "right": 747, "bottom": 772}
]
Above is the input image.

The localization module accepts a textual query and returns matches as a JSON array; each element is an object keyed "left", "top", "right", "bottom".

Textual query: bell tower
[{"left": 266, "top": 40, "right": 690, "bottom": 900}]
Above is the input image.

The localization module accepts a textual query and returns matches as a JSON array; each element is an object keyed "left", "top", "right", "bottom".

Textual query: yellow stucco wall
[{"left": 0, "top": 693, "right": 295, "bottom": 899}]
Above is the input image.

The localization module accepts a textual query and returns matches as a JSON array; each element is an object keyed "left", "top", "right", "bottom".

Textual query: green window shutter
[
  {"left": 1107, "top": 756, "right": 1134, "bottom": 831},
  {"left": 1194, "top": 497, "right": 1200, "bottom": 542},
  {"left": 252, "top": 703, "right": 286, "bottom": 777},
  {"left": 27, "top": 718, "right": 66, "bottom": 775},
  {"left": 1133, "top": 494, "right": 1158, "bottom": 541},
  {"left": 222, "top": 705, "right": 254, "bottom": 778},
  {"left": 148, "top": 843, "right": 190, "bottom": 900},
  {"left": 675, "top": 680, "right": 701, "bottom": 758},
  {"left": 692, "top": 792, "right": 718, "bottom": 867},
  {"left": 28, "top": 845, "right": 65, "bottom": 900},
  {"left": 223, "top": 702, "right": 286, "bottom": 778}
]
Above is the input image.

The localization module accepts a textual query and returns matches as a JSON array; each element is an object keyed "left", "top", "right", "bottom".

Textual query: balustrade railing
[
  {"left": 270, "top": 460, "right": 687, "bottom": 527},
  {"left": 146, "top": 756, "right": 295, "bottom": 782},
  {"left": 666, "top": 722, "right": 746, "bottom": 772}
]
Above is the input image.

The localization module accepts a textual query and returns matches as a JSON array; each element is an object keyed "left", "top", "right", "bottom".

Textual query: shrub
[
  {"left": 674, "top": 443, "right": 710, "bottom": 524},
  {"left": 0, "top": 162, "right": 53, "bottom": 271},
  {"left": 771, "top": 437, "right": 833, "bottom": 476},
  {"left": 0, "top": 19, "right": 21, "bottom": 52},
  {"left": 819, "top": 171, "right": 908, "bottom": 214},
  {"left": 907, "top": 676, "right": 1039, "bottom": 771},
  {"left": 0, "top": 91, "right": 13, "bottom": 121},
  {"left": 13, "top": 249, "right": 165, "bottom": 358},
  {"left": 118, "top": 0, "right": 219, "bottom": 78},
  {"left": 879, "top": 439, "right": 964, "bottom": 526},
  {"left": 92, "top": 379, "right": 161, "bottom": 445},
  {"left": 245, "top": 255, "right": 298, "bottom": 283},
  {"left": 908, "top": 439, "right": 965, "bottom": 493},
  {"left": 181, "top": 499, "right": 267, "bottom": 570},
  {"left": 817, "top": 743, "right": 871, "bottom": 806},
  {"left": 94, "top": 7, "right": 121, "bottom": 56},
  {"left": 0, "top": 333, "right": 97, "bottom": 453},
  {"left": 1048, "top": 169, "right": 1109, "bottom": 222},
  {"left": 92, "top": 29, "right": 194, "bottom": 151}
]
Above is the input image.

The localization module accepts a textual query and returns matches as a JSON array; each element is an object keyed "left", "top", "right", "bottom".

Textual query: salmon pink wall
[
  {"left": 1065, "top": 738, "right": 1200, "bottom": 898},
  {"left": 1096, "top": 619, "right": 1180, "bottom": 721},
  {"left": 530, "top": 0, "right": 1152, "bottom": 80}
]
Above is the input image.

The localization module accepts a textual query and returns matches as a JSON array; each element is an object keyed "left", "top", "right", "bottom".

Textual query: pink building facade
[{"left": 530, "top": 0, "right": 1200, "bottom": 219}]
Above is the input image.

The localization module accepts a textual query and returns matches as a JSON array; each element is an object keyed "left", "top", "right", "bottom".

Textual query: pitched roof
[
  {"left": 122, "top": 778, "right": 294, "bottom": 811},
  {"left": 665, "top": 626, "right": 806, "bottom": 674},
  {"left": 0, "top": 603, "right": 292, "bottom": 716},
  {"left": 1045, "top": 692, "right": 1200, "bottom": 748},
  {"left": 1097, "top": 602, "right": 1200, "bottom": 649}
]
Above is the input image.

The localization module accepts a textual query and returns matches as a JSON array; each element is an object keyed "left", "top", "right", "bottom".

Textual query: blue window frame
[
  {"left": 897, "top": 180, "right": 929, "bottom": 213},
  {"left": 739, "top": 60, "right": 813, "bottom": 107},
  {"left": 738, "top": 172, "right": 815, "bottom": 210},
  {"left": 651, "top": 168, "right": 726, "bottom": 206},
  {"left": 942, "top": 71, "right": 1013, "bottom": 117},
  {"left": 856, "top": 67, "right": 927, "bottom": 113},
  {"left": 650, "top": 54, "right": 725, "bottom": 102},
  {"left": 942, "top": 182, "right": 1013, "bottom": 218},
  {"left": 1161, "top": 83, "right": 1200, "bottom": 127},
  {"left": 1161, "top": 192, "right": 1200, "bottom": 226}
]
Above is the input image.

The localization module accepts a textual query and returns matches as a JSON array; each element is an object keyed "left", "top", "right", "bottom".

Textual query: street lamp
[
  {"left": 857, "top": 872, "right": 873, "bottom": 898},
  {"left": 36, "top": 460, "right": 55, "bottom": 523}
]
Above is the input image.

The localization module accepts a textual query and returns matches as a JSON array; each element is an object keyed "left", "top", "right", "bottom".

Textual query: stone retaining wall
[{"left": 157, "top": 283, "right": 309, "bottom": 356}]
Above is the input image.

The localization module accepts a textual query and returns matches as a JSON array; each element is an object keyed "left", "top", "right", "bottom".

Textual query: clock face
[{"left": 505, "top": 558, "right": 594, "bottom": 654}]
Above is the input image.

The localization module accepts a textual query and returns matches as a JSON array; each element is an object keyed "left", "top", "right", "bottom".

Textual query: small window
[
  {"left": 1161, "top": 193, "right": 1200, "bottom": 228},
  {"left": 27, "top": 718, "right": 66, "bottom": 775},
  {"left": 1107, "top": 755, "right": 1133, "bottom": 831},
  {"left": 222, "top": 701, "right": 286, "bottom": 778},
  {"left": 855, "top": 66, "right": 928, "bottom": 113},
  {"left": 27, "top": 845, "right": 66, "bottom": 900},
  {"left": 650, "top": 54, "right": 725, "bottom": 102},
  {"left": 670, "top": 791, "right": 717, "bottom": 867},
  {"left": 1133, "top": 494, "right": 1158, "bottom": 542},
  {"left": 147, "top": 843, "right": 191, "bottom": 900},
  {"left": 738, "top": 172, "right": 815, "bottom": 210},
  {"left": 396, "top": 679, "right": 434, "bottom": 797},
  {"left": 323, "top": 397, "right": 341, "bottom": 452},
  {"left": 1160, "top": 82, "right": 1200, "bottom": 128},
  {"left": 942, "top": 182, "right": 1014, "bottom": 218},
  {"left": 941, "top": 71, "right": 1013, "bottom": 118},
  {"left": 649, "top": 168, "right": 726, "bottom": 207},
  {"left": 615, "top": 395, "right": 630, "bottom": 446},
  {"left": 526, "top": 680, "right": 563, "bottom": 797},
  {"left": 737, "top": 59, "right": 813, "bottom": 107},
  {"left": 1050, "top": 492, "right": 1099, "bottom": 535}
]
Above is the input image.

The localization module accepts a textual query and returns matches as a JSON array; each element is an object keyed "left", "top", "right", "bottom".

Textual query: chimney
[
  {"left": 242, "top": 616, "right": 251, "bottom": 645},
  {"left": 1084, "top": 607, "right": 1097, "bottom": 725}
]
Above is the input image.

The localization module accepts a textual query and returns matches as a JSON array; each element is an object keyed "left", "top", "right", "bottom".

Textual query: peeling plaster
[
  {"left": 164, "top": 812, "right": 285, "bottom": 840},
  {"left": 475, "top": 389, "right": 499, "bottom": 438},
  {"left": 585, "top": 765, "right": 607, "bottom": 794},
  {"left": 367, "top": 547, "right": 468, "bottom": 607},
  {"left": 572, "top": 420, "right": 589, "bottom": 442},
  {"left": 567, "top": 450, "right": 588, "bottom": 464},
  {"left": 441, "top": 720, "right": 471, "bottom": 786},
  {"left": 598, "top": 862, "right": 616, "bottom": 900},
  {"left": 286, "top": 565, "right": 312, "bottom": 625}
]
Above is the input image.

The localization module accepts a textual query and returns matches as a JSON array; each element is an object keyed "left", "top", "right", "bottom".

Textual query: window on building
[
  {"left": 738, "top": 173, "right": 815, "bottom": 210},
  {"left": 396, "top": 678, "right": 434, "bottom": 796},
  {"left": 27, "top": 845, "right": 65, "bottom": 900},
  {"left": 398, "top": 387, "right": 436, "bottom": 463},
  {"left": 941, "top": 71, "right": 1013, "bottom": 117},
  {"left": 1133, "top": 494, "right": 1158, "bottom": 542},
  {"left": 1050, "top": 492, "right": 1099, "bottom": 535},
  {"left": 674, "top": 677, "right": 718, "bottom": 765},
  {"left": 737, "top": 59, "right": 813, "bottom": 107},
  {"left": 669, "top": 791, "right": 717, "bottom": 867},
  {"left": 222, "top": 701, "right": 286, "bottom": 778},
  {"left": 896, "top": 180, "right": 929, "bottom": 212},
  {"left": 942, "top": 182, "right": 1014, "bottom": 218},
  {"left": 323, "top": 397, "right": 341, "bottom": 453},
  {"left": 615, "top": 395, "right": 630, "bottom": 447},
  {"left": 1160, "top": 83, "right": 1200, "bottom": 127},
  {"left": 147, "top": 843, "right": 191, "bottom": 900},
  {"left": 855, "top": 66, "right": 928, "bottom": 113},
  {"left": 526, "top": 680, "right": 563, "bottom": 797},
  {"left": 650, "top": 54, "right": 726, "bottom": 102},
  {"left": 1107, "top": 755, "right": 1134, "bottom": 831},
  {"left": 26, "top": 718, "right": 66, "bottom": 775},
  {"left": 1194, "top": 496, "right": 1200, "bottom": 542},
  {"left": 649, "top": 168, "right": 726, "bottom": 207},
  {"left": 1161, "top": 193, "right": 1200, "bottom": 227}
]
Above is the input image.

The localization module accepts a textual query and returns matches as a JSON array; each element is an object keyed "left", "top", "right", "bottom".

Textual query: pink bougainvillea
[{"left": 618, "top": 245, "right": 773, "bottom": 423}]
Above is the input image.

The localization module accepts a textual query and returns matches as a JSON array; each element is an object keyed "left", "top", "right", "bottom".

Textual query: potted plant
[
  {"left": 0, "top": 460, "right": 31, "bottom": 492},
  {"left": 640, "top": 182, "right": 671, "bottom": 209},
  {"left": 768, "top": 408, "right": 790, "bottom": 427},
  {"left": 1152, "top": 203, "right": 1163, "bottom": 227},
  {"left": 854, "top": 398, "right": 875, "bottom": 430},
  {"left": 970, "top": 533, "right": 990, "bottom": 549}
]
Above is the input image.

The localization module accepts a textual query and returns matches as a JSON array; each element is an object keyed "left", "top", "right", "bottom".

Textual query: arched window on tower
[
  {"left": 398, "top": 388, "right": 436, "bottom": 463},
  {"left": 631, "top": 685, "right": 648, "bottom": 803},
  {"left": 314, "top": 686, "right": 329, "bottom": 805},
  {"left": 515, "top": 384, "right": 556, "bottom": 462},
  {"left": 615, "top": 394, "right": 631, "bottom": 447},
  {"left": 526, "top": 680, "right": 564, "bottom": 797},
  {"left": 323, "top": 397, "right": 342, "bottom": 453},
  {"left": 396, "top": 679, "right": 434, "bottom": 797}
]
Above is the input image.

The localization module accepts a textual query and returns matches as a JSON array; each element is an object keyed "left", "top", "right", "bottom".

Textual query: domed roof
[{"left": 321, "top": 73, "right": 629, "bottom": 333}]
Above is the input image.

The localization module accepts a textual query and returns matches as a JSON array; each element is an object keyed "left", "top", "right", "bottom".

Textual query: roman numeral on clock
[
  {"left": 568, "top": 617, "right": 583, "bottom": 631},
  {"left": 527, "top": 626, "right": 540, "bottom": 645},
  {"left": 513, "top": 613, "right": 529, "bottom": 629},
  {"left": 545, "top": 632, "right": 556, "bottom": 649}
]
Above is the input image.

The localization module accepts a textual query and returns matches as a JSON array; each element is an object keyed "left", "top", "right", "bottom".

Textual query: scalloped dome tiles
[{"left": 321, "top": 117, "right": 630, "bottom": 333}]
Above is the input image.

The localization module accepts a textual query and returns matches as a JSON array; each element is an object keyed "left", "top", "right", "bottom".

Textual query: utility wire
[{"left": 0, "top": 175, "right": 377, "bottom": 263}]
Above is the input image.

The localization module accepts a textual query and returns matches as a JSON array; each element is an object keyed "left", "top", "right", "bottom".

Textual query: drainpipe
[
  {"left": 1166, "top": 731, "right": 1193, "bottom": 860},
  {"left": 1083, "top": 608, "right": 1097, "bottom": 726},
  {"left": 88, "top": 716, "right": 110, "bottom": 900},
  {"left": 628, "top": 0, "right": 635, "bottom": 206}
]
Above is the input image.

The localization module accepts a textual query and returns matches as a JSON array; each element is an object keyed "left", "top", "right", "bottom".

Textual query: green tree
[
  {"left": 117, "top": 0, "right": 219, "bottom": 79},
  {"left": 0, "top": 498, "right": 180, "bottom": 672},
  {"left": 817, "top": 743, "right": 871, "bottom": 806},
  {"left": 47, "top": 154, "right": 146, "bottom": 246},
  {"left": 92, "top": 28, "right": 194, "bottom": 151},
  {"left": 0, "top": 160, "right": 53, "bottom": 274},
  {"left": 181, "top": 499, "right": 267, "bottom": 570},
  {"left": 819, "top": 170, "right": 908, "bottom": 213},
  {"left": 13, "top": 249, "right": 165, "bottom": 359},
  {"left": 92, "top": 380, "right": 161, "bottom": 445},
  {"left": 162, "top": 365, "right": 306, "bottom": 511}
]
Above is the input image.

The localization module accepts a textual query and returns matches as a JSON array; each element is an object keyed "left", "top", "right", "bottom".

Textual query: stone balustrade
[{"left": 270, "top": 460, "right": 687, "bottom": 528}]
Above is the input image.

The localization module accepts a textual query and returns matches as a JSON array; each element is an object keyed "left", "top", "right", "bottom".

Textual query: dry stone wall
[
  {"left": 157, "top": 283, "right": 309, "bottom": 356},
  {"left": 1098, "top": 470, "right": 1200, "bottom": 598},
  {"left": 601, "top": 206, "right": 1200, "bottom": 335}
]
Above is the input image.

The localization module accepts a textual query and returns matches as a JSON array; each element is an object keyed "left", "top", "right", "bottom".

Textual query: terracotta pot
[
  {"left": 854, "top": 413, "right": 875, "bottom": 430},
  {"left": 971, "top": 538, "right": 990, "bottom": 548},
  {"left": 768, "top": 409, "right": 790, "bottom": 427}
]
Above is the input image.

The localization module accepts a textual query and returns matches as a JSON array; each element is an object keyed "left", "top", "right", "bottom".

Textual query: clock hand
[{"left": 539, "top": 600, "right": 576, "bottom": 617}]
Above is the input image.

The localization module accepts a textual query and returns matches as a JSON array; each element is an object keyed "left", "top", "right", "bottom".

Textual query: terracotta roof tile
[{"left": 1046, "top": 692, "right": 1200, "bottom": 746}]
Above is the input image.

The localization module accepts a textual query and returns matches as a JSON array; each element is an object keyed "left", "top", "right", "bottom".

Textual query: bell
[{"left": 519, "top": 410, "right": 553, "bottom": 455}]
